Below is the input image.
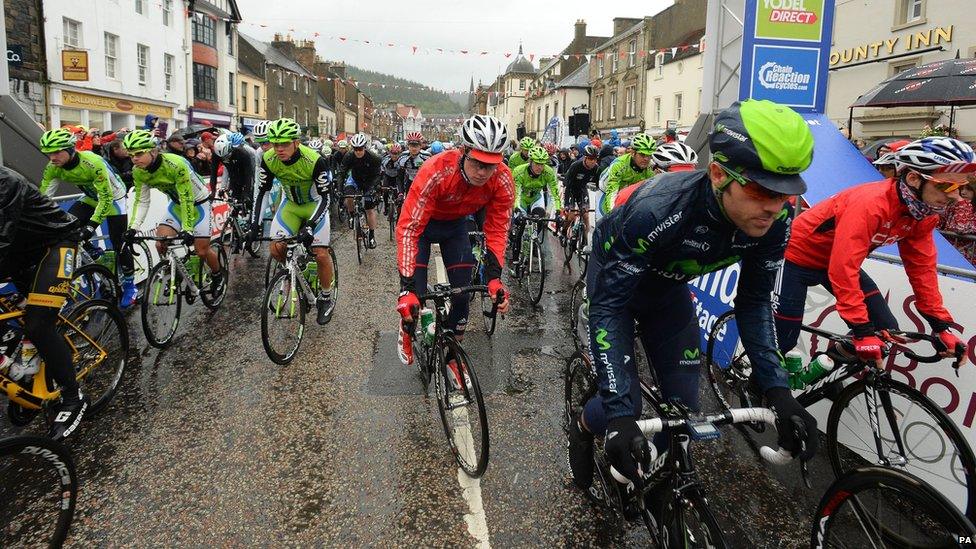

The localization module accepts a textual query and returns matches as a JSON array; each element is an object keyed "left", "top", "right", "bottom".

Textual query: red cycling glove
[
  {"left": 396, "top": 291, "right": 419, "bottom": 323},
  {"left": 937, "top": 329, "right": 966, "bottom": 357},
  {"left": 487, "top": 278, "right": 508, "bottom": 303},
  {"left": 852, "top": 335, "right": 884, "bottom": 363}
]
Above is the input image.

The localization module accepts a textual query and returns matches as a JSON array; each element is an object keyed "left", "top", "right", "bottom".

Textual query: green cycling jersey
[
  {"left": 131, "top": 152, "right": 210, "bottom": 231},
  {"left": 512, "top": 162, "right": 561, "bottom": 211},
  {"left": 40, "top": 150, "right": 127, "bottom": 224},
  {"left": 600, "top": 153, "right": 655, "bottom": 213},
  {"left": 508, "top": 151, "right": 530, "bottom": 171},
  {"left": 253, "top": 144, "right": 331, "bottom": 228}
]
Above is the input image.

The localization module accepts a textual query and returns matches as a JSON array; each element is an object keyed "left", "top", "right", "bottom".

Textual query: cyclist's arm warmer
[
  {"left": 0, "top": 178, "right": 26, "bottom": 266},
  {"left": 898, "top": 218, "right": 953, "bottom": 331},
  {"left": 512, "top": 169, "right": 524, "bottom": 211},
  {"left": 250, "top": 159, "right": 275, "bottom": 228},
  {"left": 39, "top": 164, "right": 59, "bottom": 197},
  {"left": 602, "top": 159, "right": 627, "bottom": 208},
  {"left": 174, "top": 161, "right": 197, "bottom": 232},
  {"left": 827, "top": 206, "right": 881, "bottom": 331},
  {"left": 735, "top": 210, "right": 791, "bottom": 392},
  {"left": 337, "top": 154, "right": 352, "bottom": 184},
  {"left": 129, "top": 177, "right": 150, "bottom": 230},
  {"left": 396, "top": 166, "right": 440, "bottom": 291},
  {"left": 483, "top": 170, "right": 516, "bottom": 282},
  {"left": 209, "top": 158, "right": 221, "bottom": 196},
  {"left": 563, "top": 162, "right": 581, "bottom": 205},
  {"left": 307, "top": 156, "right": 332, "bottom": 227},
  {"left": 545, "top": 168, "right": 561, "bottom": 210},
  {"left": 88, "top": 161, "right": 116, "bottom": 225}
]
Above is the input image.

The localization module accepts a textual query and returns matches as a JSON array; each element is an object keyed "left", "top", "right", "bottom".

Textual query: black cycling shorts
[{"left": 24, "top": 240, "right": 78, "bottom": 309}]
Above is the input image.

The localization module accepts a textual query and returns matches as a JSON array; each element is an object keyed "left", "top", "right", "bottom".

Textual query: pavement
[{"left": 2, "top": 214, "right": 835, "bottom": 548}]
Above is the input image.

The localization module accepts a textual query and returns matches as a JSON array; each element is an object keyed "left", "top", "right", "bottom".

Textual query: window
[
  {"left": 292, "top": 75, "right": 297, "bottom": 91},
  {"left": 135, "top": 0, "right": 145, "bottom": 15},
  {"left": 137, "top": 44, "right": 149, "bottom": 85},
  {"left": 519, "top": 79, "right": 526, "bottom": 91},
  {"left": 697, "top": 89, "right": 702, "bottom": 116},
  {"left": 277, "top": 70, "right": 283, "bottom": 87},
  {"left": 293, "top": 106, "right": 299, "bottom": 121},
  {"left": 104, "top": 33, "right": 118, "bottom": 78},
  {"left": 305, "top": 78, "right": 310, "bottom": 95},
  {"left": 611, "top": 49, "right": 618, "bottom": 73},
  {"left": 278, "top": 102, "right": 284, "bottom": 118},
  {"left": 192, "top": 13, "right": 216, "bottom": 47},
  {"left": 656, "top": 53, "right": 665, "bottom": 78},
  {"left": 228, "top": 72, "right": 235, "bottom": 106},
  {"left": 254, "top": 85, "right": 260, "bottom": 113},
  {"left": 654, "top": 97, "right": 661, "bottom": 124},
  {"left": 226, "top": 23, "right": 234, "bottom": 56},
  {"left": 536, "top": 107, "right": 542, "bottom": 131},
  {"left": 609, "top": 90, "right": 617, "bottom": 120},
  {"left": 625, "top": 86, "right": 637, "bottom": 118},
  {"left": 674, "top": 93, "right": 683, "bottom": 121},
  {"left": 906, "top": 0, "right": 923, "bottom": 22},
  {"left": 554, "top": 100, "right": 559, "bottom": 119},
  {"left": 597, "top": 57, "right": 604, "bottom": 78},
  {"left": 193, "top": 63, "right": 217, "bottom": 101},
  {"left": 594, "top": 95, "right": 604, "bottom": 122},
  {"left": 628, "top": 39, "right": 637, "bottom": 68},
  {"left": 164, "top": 54, "right": 174, "bottom": 92},
  {"left": 241, "top": 82, "right": 248, "bottom": 112},
  {"left": 63, "top": 18, "right": 82, "bottom": 48},
  {"left": 304, "top": 109, "right": 310, "bottom": 127},
  {"left": 162, "top": 0, "right": 172, "bottom": 25},
  {"left": 891, "top": 59, "right": 918, "bottom": 77}
]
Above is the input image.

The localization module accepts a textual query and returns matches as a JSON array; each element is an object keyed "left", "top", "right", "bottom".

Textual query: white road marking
[{"left": 432, "top": 246, "right": 492, "bottom": 548}]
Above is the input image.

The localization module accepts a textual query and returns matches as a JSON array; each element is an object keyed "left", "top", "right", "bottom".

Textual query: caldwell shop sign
[{"left": 61, "top": 91, "right": 173, "bottom": 118}]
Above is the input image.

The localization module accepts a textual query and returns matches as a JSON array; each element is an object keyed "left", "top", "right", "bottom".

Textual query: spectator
[
  {"left": 192, "top": 144, "right": 214, "bottom": 177},
  {"left": 608, "top": 129, "right": 621, "bottom": 147},
  {"left": 939, "top": 192, "right": 976, "bottom": 267},
  {"left": 165, "top": 134, "right": 186, "bottom": 156},
  {"left": 663, "top": 128, "right": 678, "bottom": 144},
  {"left": 143, "top": 114, "right": 159, "bottom": 131},
  {"left": 102, "top": 139, "right": 134, "bottom": 190}
]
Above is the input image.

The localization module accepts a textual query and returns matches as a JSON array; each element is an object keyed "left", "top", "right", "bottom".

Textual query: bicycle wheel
[
  {"left": 129, "top": 240, "right": 154, "bottom": 296},
  {"left": 199, "top": 244, "right": 229, "bottom": 310},
  {"left": 569, "top": 277, "right": 586, "bottom": 353},
  {"left": 62, "top": 298, "right": 128, "bottom": 413},
  {"left": 435, "top": 335, "right": 490, "bottom": 478},
  {"left": 526, "top": 235, "right": 546, "bottom": 305},
  {"left": 264, "top": 252, "right": 285, "bottom": 288},
  {"left": 564, "top": 351, "right": 597, "bottom": 429},
  {"left": 564, "top": 225, "right": 578, "bottom": 267},
  {"left": 652, "top": 486, "right": 729, "bottom": 549},
  {"left": 0, "top": 436, "right": 77, "bottom": 547},
  {"left": 812, "top": 466, "right": 976, "bottom": 548},
  {"left": 480, "top": 283, "right": 496, "bottom": 337},
  {"left": 388, "top": 203, "right": 397, "bottom": 241},
  {"left": 243, "top": 225, "right": 262, "bottom": 257},
  {"left": 328, "top": 247, "right": 340, "bottom": 308},
  {"left": 826, "top": 376, "right": 976, "bottom": 522},
  {"left": 69, "top": 263, "right": 119, "bottom": 307},
  {"left": 704, "top": 311, "right": 759, "bottom": 411},
  {"left": 261, "top": 269, "right": 306, "bottom": 365},
  {"left": 354, "top": 214, "right": 363, "bottom": 265},
  {"left": 140, "top": 259, "right": 182, "bottom": 348},
  {"left": 219, "top": 215, "right": 238, "bottom": 254}
]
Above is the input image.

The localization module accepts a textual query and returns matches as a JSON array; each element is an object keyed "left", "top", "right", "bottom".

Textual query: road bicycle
[
  {"left": 560, "top": 207, "right": 592, "bottom": 271},
  {"left": 409, "top": 284, "right": 499, "bottom": 478},
  {"left": 564, "top": 350, "right": 793, "bottom": 547},
  {"left": 0, "top": 435, "right": 78, "bottom": 547},
  {"left": 217, "top": 196, "right": 261, "bottom": 257},
  {"left": 509, "top": 213, "right": 558, "bottom": 306},
  {"left": 706, "top": 311, "right": 976, "bottom": 521},
  {"left": 379, "top": 185, "right": 402, "bottom": 241},
  {"left": 568, "top": 247, "right": 590, "bottom": 353},
  {"left": 467, "top": 230, "right": 499, "bottom": 336},
  {"left": 261, "top": 233, "right": 339, "bottom": 365},
  {"left": 0, "top": 291, "right": 128, "bottom": 429},
  {"left": 343, "top": 193, "right": 370, "bottom": 265},
  {"left": 811, "top": 466, "right": 976, "bottom": 548},
  {"left": 69, "top": 233, "right": 154, "bottom": 307},
  {"left": 133, "top": 234, "right": 229, "bottom": 348}
]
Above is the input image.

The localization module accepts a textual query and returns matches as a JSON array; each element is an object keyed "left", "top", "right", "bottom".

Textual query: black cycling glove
[
  {"left": 766, "top": 386, "right": 818, "bottom": 461},
  {"left": 604, "top": 417, "right": 650, "bottom": 484}
]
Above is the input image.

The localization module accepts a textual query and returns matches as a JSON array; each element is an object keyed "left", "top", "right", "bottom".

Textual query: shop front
[
  {"left": 239, "top": 116, "right": 267, "bottom": 134},
  {"left": 189, "top": 107, "right": 234, "bottom": 129},
  {"left": 50, "top": 87, "right": 180, "bottom": 133}
]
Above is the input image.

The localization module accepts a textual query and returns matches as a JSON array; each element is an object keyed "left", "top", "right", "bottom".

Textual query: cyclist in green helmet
[
  {"left": 39, "top": 128, "right": 137, "bottom": 308},
  {"left": 122, "top": 129, "right": 225, "bottom": 295},
  {"left": 508, "top": 136, "right": 536, "bottom": 170},
  {"left": 249, "top": 118, "right": 337, "bottom": 325},
  {"left": 510, "top": 145, "right": 561, "bottom": 267},
  {"left": 596, "top": 132, "right": 656, "bottom": 219}
]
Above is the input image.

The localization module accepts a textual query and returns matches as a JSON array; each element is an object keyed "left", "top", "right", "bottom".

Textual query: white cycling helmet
[
  {"left": 213, "top": 134, "right": 233, "bottom": 159},
  {"left": 252, "top": 120, "right": 270, "bottom": 143},
  {"left": 307, "top": 138, "right": 323, "bottom": 151},
  {"left": 651, "top": 141, "right": 699, "bottom": 171},
  {"left": 892, "top": 137, "right": 976, "bottom": 173},
  {"left": 350, "top": 133, "right": 369, "bottom": 148},
  {"left": 459, "top": 114, "right": 508, "bottom": 164}
]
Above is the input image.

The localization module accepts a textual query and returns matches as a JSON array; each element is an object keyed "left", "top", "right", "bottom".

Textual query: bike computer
[{"left": 686, "top": 417, "right": 720, "bottom": 441}]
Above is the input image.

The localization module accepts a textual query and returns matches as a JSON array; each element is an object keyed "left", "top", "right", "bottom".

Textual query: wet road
[{"left": 4, "top": 215, "right": 832, "bottom": 547}]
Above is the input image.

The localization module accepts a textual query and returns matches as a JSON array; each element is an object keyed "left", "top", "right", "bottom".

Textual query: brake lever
[{"left": 792, "top": 417, "right": 812, "bottom": 489}]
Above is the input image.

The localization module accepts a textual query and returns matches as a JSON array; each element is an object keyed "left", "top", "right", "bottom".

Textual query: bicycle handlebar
[
  {"left": 802, "top": 326, "right": 963, "bottom": 370},
  {"left": 608, "top": 407, "right": 792, "bottom": 484}
]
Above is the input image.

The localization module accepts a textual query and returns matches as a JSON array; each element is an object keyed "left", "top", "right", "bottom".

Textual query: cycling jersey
[
  {"left": 380, "top": 154, "right": 400, "bottom": 179},
  {"left": 512, "top": 163, "right": 561, "bottom": 211},
  {"left": 785, "top": 179, "right": 953, "bottom": 332},
  {"left": 131, "top": 152, "right": 210, "bottom": 231},
  {"left": 563, "top": 157, "right": 600, "bottom": 206},
  {"left": 40, "top": 151, "right": 127, "bottom": 224},
  {"left": 337, "top": 149, "right": 381, "bottom": 190},
  {"left": 599, "top": 154, "right": 655, "bottom": 214},
  {"left": 211, "top": 146, "right": 256, "bottom": 206},
  {"left": 589, "top": 170, "right": 790, "bottom": 422},
  {"left": 397, "top": 149, "right": 515, "bottom": 291},
  {"left": 253, "top": 144, "right": 331, "bottom": 229},
  {"left": 396, "top": 151, "right": 429, "bottom": 192},
  {"left": 0, "top": 167, "right": 80, "bottom": 266},
  {"left": 508, "top": 151, "right": 530, "bottom": 170}
]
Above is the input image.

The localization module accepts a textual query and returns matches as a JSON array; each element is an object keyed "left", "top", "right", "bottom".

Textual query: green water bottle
[
  {"left": 797, "top": 355, "right": 835, "bottom": 386},
  {"left": 303, "top": 261, "right": 317, "bottom": 284},
  {"left": 97, "top": 250, "right": 117, "bottom": 273},
  {"left": 184, "top": 255, "right": 201, "bottom": 279},
  {"left": 783, "top": 351, "right": 805, "bottom": 390},
  {"left": 420, "top": 308, "right": 435, "bottom": 346}
]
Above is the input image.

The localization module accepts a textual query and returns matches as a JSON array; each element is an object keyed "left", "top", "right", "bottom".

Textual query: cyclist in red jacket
[
  {"left": 775, "top": 137, "right": 973, "bottom": 368},
  {"left": 395, "top": 115, "right": 515, "bottom": 365}
]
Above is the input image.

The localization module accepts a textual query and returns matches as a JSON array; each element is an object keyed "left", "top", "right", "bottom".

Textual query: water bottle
[
  {"left": 97, "top": 250, "right": 117, "bottom": 272},
  {"left": 302, "top": 260, "right": 317, "bottom": 285},
  {"left": 783, "top": 351, "right": 806, "bottom": 390},
  {"left": 9, "top": 338, "right": 40, "bottom": 381},
  {"left": 184, "top": 255, "right": 201, "bottom": 279},
  {"left": 420, "top": 308, "right": 435, "bottom": 346},
  {"left": 797, "top": 355, "right": 835, "bottom": 386}
]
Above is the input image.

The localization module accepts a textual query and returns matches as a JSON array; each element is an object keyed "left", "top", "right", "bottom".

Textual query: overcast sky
[{"left": 235, "top": 0, "right": 675, "bottom": 93}]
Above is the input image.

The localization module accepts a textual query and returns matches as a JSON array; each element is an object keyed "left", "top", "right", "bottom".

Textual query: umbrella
[{"left": 172, "top": 124, "right": 218, "bottom": 139}]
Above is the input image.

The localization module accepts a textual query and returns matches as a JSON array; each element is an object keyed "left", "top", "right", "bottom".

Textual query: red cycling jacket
[
  {"left": 786, "top": 179, "right": 953, "bottom": 330},
  {"left": 396, "top": 149, "right": 515, "bottom": 289}
]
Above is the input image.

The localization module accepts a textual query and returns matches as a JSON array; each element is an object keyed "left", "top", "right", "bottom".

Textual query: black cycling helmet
[{"left": 583, "top": 144, "right": 600, "bottom": 158}]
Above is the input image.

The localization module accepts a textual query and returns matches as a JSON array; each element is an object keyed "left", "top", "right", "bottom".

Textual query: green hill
[{"left": 345, "top": 65, "right": 466, "bottom": 115}]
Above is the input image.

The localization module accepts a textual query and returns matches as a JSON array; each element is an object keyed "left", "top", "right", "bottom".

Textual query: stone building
[
  {"left": 4, "top": 0, "right": 47, "bottom": 123},
  {"left": 239, "top": 33, "right": 318, "bottom": 135}
]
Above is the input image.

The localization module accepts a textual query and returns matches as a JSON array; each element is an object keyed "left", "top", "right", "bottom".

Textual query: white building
[
  {"left": 487, "top": 45, "right": 536, "bottom": 141},
  {"left": 397, "top": 104, "right": 423, "bottom": 136},
  {"left": 45, "top": 0, "right": 190, "bottom": 131},
  {"left": 827, "top": 0, "right": 976, "bottom": 140},
  {"left": 317, "top": 93, "right": 336, "bottom": 138},
  {"left": 525, "top": 62, "right": 590, "bottom": 144},
  {"left": 644, "top": 33, "right": 705, "bottom": 137}
]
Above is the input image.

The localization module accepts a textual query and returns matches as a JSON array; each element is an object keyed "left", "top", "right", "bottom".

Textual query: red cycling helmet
[
  {"left": 543, "top": 142, "right": 557, "bottom": 156},
  {"left": 390, "top": 143, "right": 403, "bottom": 155},
  {"left": 406, "top": 132, "right": 423, "bottom": 144}
]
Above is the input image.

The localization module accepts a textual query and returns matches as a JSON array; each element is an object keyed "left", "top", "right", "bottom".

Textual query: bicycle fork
[{"left": 865, "top": 375, "right": 909, "bottom": 467}]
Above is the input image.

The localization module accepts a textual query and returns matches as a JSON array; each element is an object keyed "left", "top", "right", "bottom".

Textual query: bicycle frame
[{"left": 282, "top": 242, "right": 320, "bottom": 308}]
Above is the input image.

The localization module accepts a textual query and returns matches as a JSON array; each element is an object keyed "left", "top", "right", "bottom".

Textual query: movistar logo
[
  {"left": 776, "top": 208, "right": 789, "bottom": 221},
  {"left": 596, "top": 329, "right": 611, "bottom": 351},
  {"left": 632, "top": 237, "right": 649, "bottom": 255},
  {"left": 603, "top": 235, "right": 615, "bottom": 253},
  {"left": 683, "top": 348, "right": 701, "bottom": 360}
]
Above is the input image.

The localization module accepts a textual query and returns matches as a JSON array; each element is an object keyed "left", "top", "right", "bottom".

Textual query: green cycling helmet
[
  {"left": 39, "top": 128, "right": 76, "bottom": 154},
  {"left": 631, "top": 133, "right": 656, "bottom": 155},
  {"left": 519, "top": 137, "right": 536, "bottom": 151},
  {"left": 528, "top": 145, "right": 550, "bottom": 165},
  {"left": 267, "top": 118, "right": 301, "bottom": 144},
  {"left": 122, "top": 130, "right": 157, "bottom": 153}
]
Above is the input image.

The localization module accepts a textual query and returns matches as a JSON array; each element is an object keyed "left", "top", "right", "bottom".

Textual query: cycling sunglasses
[
  {"left": 352, "top": 146, "right": 366, "bottom": 152},
  {"left": 918, "top": 170, "right": 976, "bottom": 194},
  {"left": 718, "top": 163, "right": 790, "bottom": 201}
]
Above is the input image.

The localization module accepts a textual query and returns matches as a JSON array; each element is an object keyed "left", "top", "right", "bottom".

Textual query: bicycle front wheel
[
  {"left": 826, "top": 376, "right": 976, "bottom": 522},
  {"left": 199, "top": 244, "right": 229, "bottom": 310},
  {"left": 354, "top": 215, "right": 363, "bottom": 265},
  {"left": 704, "top": 311, "right": 758, "bottom": 411},
  {"left": 436, "top": 336, "right": 490, "bottom": 478},
  {"left": 261, "top": 269, "right": 306, "bottom": 365},
  {"left": 811, "top": 466, "right": 975, "bottom": 548},
  {"left": 569, "top": 277, "right": 586, "bottom": 353},
  {"left": 0, "top": 436, "right": 78, "bottom": 547},
  {"left": 655, "top": 487, "right": 729, "bottom": 549},
  {"left": 62, "top": 298, "right": 129, "bottom": 413},
  {"left": 264, "top": 253, "right": 285, "bottom": 288},
  {"left": 69, "top": 263, "right": 120, "bottom": 307},
  {"left": 526, "top": 236, "right": 546, "bottom": 305},
  {"left": 141, "top": 259, "right": 182, "bottom": 348}
]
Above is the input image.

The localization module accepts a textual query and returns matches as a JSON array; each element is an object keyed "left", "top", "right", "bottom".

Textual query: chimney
[
  {"left": 574, "top": 19, "right": 586, "bottom": 42},
  {"left": 613, "top": 17, "right": 642, "bottom": 36},
  {"left": 272, "top": 34, "right": 295, "bottom": 60},
  {"left": 294, "top": 39, "right": 317, "bottom": 71}
]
